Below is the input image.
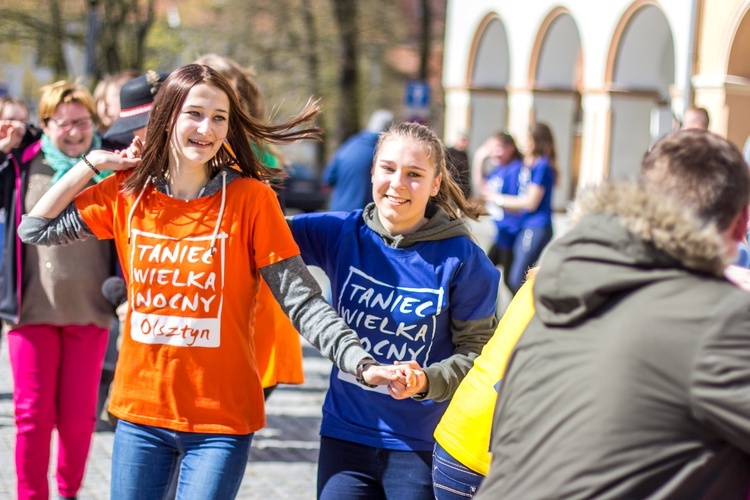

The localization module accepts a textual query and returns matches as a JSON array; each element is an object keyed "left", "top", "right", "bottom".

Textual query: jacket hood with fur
[{"left": 534, "top": 183, "right": 729, "bottom": 326}]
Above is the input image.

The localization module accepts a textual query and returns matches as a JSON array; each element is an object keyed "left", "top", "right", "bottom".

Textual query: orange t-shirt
[
  {"left": 75, "top": 171, "right": 300, "bottom": 435},
  {"left": 254, "top": 282, "right": 304, "bottom": 388}
]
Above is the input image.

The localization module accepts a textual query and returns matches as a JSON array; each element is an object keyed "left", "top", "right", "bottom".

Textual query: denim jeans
[
  {"left": 317, "top": 436, "right": 433, "bottom": 499},
  {"left": 432, "top": 442, "right": 485, "bottom": 499},
  {"left": 508, "top": 224, "right": 553, "bottom": 293},
  {"left": 111, "top": 420, "right": 253, "bottom": 500}
]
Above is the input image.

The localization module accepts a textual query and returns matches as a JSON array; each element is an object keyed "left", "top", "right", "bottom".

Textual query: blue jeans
[
  {"left": 111, "top": 420, "right": 253, "bottom": 500},
  {"left": 508, "top": 224, "right": 553, "bottom": 293},
  {"left": 432, "top": 442, "right": 484, "bottom": 499},
  {"left": 317, "top": 436, "right": 433, "bottom": 499}
]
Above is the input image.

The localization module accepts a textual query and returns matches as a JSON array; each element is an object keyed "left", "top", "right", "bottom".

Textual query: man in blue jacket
[{"left": 323, "top": 109, "right": 393, "bottom": 212}]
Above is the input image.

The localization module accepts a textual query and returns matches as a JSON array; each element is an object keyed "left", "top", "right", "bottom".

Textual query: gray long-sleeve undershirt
[{"left": 18, "top": 207, "right": 369, "bottom": 375}]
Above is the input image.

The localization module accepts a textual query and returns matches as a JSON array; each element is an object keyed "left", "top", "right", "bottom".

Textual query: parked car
[{"left": 282, "top": 164, "right": 329, "bottom": 213}]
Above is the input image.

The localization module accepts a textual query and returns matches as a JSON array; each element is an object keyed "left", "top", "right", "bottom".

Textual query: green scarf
[{"left": 41, "top": 133, "right": 113, "bottom": 185}]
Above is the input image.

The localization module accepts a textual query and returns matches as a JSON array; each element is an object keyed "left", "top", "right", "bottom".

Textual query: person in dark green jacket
[{"left": 477, "top": 129, "right": 750, "bottom": 499}]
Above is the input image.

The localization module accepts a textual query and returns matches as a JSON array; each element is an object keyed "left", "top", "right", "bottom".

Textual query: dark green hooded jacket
[{"left": 477, "top": 184, "right": 750, "bottom": 500}]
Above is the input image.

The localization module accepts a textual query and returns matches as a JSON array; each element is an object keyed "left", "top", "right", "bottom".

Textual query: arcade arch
[
  {"left": 529, "top": 8, "right": 582, "bottom": 208},
  {"left": 607, "top": 3, "right": 675, "bottom": 181},
  {"left": 722, "top": 3, "right": 750, "bottom": 150},
  {"left": 467, "top": 15, "right": 510, "bottom": 150}
]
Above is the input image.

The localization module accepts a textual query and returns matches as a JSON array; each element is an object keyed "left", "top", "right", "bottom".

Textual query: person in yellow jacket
[{"left": 431, "top": 273, "right": 536, "bottom": 498}]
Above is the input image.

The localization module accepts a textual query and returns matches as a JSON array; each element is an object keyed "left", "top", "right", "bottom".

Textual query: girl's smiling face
[
  {"left": 169, "top": 83, "right": 229, "bottom": 170},
  {"left": 372, "top": 136, "right": 442, "bottom": 236}
]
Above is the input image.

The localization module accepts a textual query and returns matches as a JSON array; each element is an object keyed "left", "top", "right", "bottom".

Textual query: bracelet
[
  {"left": 81, "top": 155, "right": 100, "bottom": 176},
  {"left": 355, "top": 358, "right": 379, "bottom": 388}
]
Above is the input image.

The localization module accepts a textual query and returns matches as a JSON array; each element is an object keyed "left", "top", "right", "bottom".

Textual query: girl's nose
[
  {"left": 196, "top": 118, "right": 211, "bottom": 134},
  {"left": 390, "top": 173, "right": 406, "bottom": 189}
]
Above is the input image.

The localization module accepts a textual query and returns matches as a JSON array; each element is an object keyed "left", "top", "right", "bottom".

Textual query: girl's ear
[{"left": 432, "top": 172, "right": 442, "bottom": 196}]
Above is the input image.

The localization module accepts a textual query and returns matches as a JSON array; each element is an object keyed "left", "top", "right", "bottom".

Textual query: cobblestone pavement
[{"left": 0, "top": 339, "right": 331, "bottom": 499}]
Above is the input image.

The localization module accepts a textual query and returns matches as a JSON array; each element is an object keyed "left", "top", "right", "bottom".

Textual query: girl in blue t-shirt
[
  {"left": 479, "top": 132, "right": 525, "bottom": 293},
  {"left": 487, "top": 122, "right": 557, "bottom": 293},
  {"left": 289, "top": 122, "right": 500, "bottom": 499}
]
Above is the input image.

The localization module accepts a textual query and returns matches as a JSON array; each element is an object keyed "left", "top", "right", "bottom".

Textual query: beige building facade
[{"left": 443, "top": 0, "right": 750, "bottom": 209}]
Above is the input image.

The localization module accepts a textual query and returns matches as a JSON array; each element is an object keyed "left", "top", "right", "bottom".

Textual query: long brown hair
[
  {"left": 122, "top": 64, "right": 320, "bottom": 195},
  {"left": 375, "top": 122, "right": 483, "bottom": 221},
  {"left": 527, "top": 122, "right": 558, "bottom": 182},
  {"left": 194, "top": 54, "right": 266, "bottom": 119},
  {"left": 194, "top": 53, "right": 288, "bottom": 167},
  {"left": 494, "top": 131, "right": 523, "bottom": 163}
]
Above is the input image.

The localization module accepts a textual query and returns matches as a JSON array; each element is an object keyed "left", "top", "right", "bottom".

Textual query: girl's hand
[
  {"left": 388, "top": 360, "right": 427, "bottom": 400},
  {"left": 86, "top": 149, "right": 141, "bottom": 172},
  {"left": 362, "top": 363, "right": 406, "bottom": 386},
  {"left": 116, "top": 301, "right": 129, "bottom": 324},
  {"left": 726, "top": 264, "right": 750, "bottom": 292},
  {"left": 119, "top": 136, "right": 144, "bottom": 160}
]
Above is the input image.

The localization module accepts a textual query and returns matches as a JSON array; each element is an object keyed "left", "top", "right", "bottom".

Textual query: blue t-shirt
[
  {"left": 518, "top": 156, "right": 555, "bottom": 229},
  {"left": 486, "top": 159, "right": 523, "bottom": 248},
  {"left": 291, "top": 211, "right": 499, "bottom": 451},
  {"left": 736, "top": 241, "right": 750, "bottom": 268},
  {"left": 322, "top": 131, "right": 379, "bottom": 212}
]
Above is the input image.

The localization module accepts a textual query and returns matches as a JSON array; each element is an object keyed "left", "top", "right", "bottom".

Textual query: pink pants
[{"left": 8, "top": 323, "right": 109, "bottom": 500}]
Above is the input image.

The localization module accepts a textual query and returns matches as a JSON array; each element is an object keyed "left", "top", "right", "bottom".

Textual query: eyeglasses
[{"left": 47, "top": 116, "right": 94, "bottom": 131}]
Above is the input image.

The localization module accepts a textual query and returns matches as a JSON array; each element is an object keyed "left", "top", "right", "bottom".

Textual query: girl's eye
[
  {"left": 214, "top": 115, "right": 227, "bottom": 122},
  {"left": 408, "top": 172, "right": 422, "bottom": 178},
  {"left": 186, "top": 111, "right": 200, "bottom": 117}
]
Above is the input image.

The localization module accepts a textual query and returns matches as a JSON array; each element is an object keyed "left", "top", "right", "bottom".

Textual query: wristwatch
[{"left": 355, "top": 358, "right": 379, "bottom": 388}]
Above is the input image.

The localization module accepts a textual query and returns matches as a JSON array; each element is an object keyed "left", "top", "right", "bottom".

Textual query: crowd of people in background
[{"left": 2, "top": 60, "right": 750, "bottom": 500}]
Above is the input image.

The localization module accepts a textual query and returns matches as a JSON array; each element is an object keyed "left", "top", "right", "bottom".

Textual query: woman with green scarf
[{"left": 0, "top": 80, "right": 121, "bottom": 500}]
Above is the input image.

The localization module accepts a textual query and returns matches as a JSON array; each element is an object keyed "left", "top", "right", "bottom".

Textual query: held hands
[
  {"left": 389, "top": 360, "right": 428, "bottom": 400},
  {"left": 361, "top": 363, "right": 411, "bottom": 386},
  {"left": 361, "top": 360, "right": 428, "bottom": 400}
]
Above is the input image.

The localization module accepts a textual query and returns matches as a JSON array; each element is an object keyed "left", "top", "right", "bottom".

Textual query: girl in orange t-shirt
[
  {"left": 195, "top": 53, "right": 304, "bottom": 399},
  {"left": 18, "top": 64, "right": 412, "bottom": 500}
]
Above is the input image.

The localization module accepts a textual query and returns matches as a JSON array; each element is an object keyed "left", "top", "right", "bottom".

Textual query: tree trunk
[
  {"left": 133, "top": 0, "right": 155, "bottom": 69},
  {"left": 48, "top": 0, "right": 68, "bottom": 78},
  {"left": 301, "top": 0, "right": 326, "bottom": 173},
  {"left": 419, "top": 0, "right": 431, "bottom": 81},
  {"left": 93, "top": 0, "right": 155, "bottom": 75},
  {"left": 331, "top": 0, "right": 360, "bottom": 144}
]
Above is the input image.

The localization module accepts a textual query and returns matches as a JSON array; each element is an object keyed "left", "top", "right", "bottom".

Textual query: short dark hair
[
  {"left": 682, "top": 107, "right": 710, "bottom": 130},
  {"left": 640, "top": 130, "right": 750, "bottom": 231}
]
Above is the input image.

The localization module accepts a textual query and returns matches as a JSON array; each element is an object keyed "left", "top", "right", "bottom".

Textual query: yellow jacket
[{"left": 433, "top": 278, "right": 535, "bottom": 475}]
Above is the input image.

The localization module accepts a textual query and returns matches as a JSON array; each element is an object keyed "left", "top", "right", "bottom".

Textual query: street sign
[
  {"left": 405, "top": 80, "right": 431, "bottom": 122},
  {"left": 405, "top": 80, "right": 430, "bottom": 109}
]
